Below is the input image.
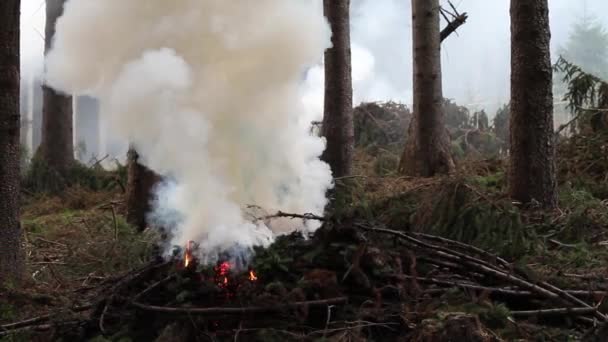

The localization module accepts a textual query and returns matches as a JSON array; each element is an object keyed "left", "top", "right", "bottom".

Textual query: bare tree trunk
[
  {"left": 38, "top": 0, "right": 73, "bottom": 174},
  {"left": 126, "top": 148, "right": 161, "bottom": 232},
  {"left": 321, "top": 0, "right": 354, "bottom": 178},
  {"left": 508, "top": 0, "right": 557, "bottom": 208},
  {"left": 399, "top": 0, "right": 455, "bottom": 177},
  {"left": 0, "top": 0, "right": 24, "bottom": 283}
]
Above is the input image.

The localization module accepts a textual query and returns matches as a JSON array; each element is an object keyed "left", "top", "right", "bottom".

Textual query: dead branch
[
  {"left": 357, "top": 224, "right": 608, "bottom": 322},
  {"left": 510, "top": 307, "right": 599, "bottom": 318},
  {"left": 440, "top": 2, "right": 468, "bottom": 43},
  {"left": 392, "top": 275, "right": 531, "bottom": 296},
  {"left": 412, "top": 232, "right": 511, "bottom": 268},
  {"left": 132, "top": 297, "right": 348, "bottom": 316},
  {"left": 0, "top": 304, "right": 92, "bottom": 334},
  {"left": 262, "top": 211, "right": 326, "bottom": 222}
]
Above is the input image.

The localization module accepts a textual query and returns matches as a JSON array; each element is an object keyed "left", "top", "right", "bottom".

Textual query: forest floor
[{"left": 2, "top": 134, "right": 608, "bottom": 341}]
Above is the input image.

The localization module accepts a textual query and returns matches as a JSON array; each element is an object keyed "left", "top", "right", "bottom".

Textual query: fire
[
  {"left": 214, "top": 261, "right": 232, "bottom": 288},
  {"left": 249, "top": 270, "right": 258, "bottom": 281},
  {"left": 183, "top": 241, "right": 193, "bottom": 268}
]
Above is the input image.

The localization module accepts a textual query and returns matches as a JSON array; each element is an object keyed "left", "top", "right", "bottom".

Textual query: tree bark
[
  {"left": 321, "top": 0, "right": 354, "bottom": 178},
  {"left": 126, "top": 148, "right": 161, "bottom": 232},
  {"left": 508, "top": 0, "right": 557, "bottom": 208},
  {"left": 39, "top": 0, "right": 73, "bottom": 174},
  {"left": 0, "top": 0, "right": 24, "bottom": 283},
  {"left": 399, "top": 0, "right": 455, "bottom": 177}
]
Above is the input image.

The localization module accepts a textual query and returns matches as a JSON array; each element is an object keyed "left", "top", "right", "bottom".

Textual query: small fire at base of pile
[{"left": 179, "top": 241, "right": 258, "bottom": 298}]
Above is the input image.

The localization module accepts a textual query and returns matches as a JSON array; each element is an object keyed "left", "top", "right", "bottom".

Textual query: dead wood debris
[{"left": 3, "top": 214, "right": 607, "bottom": 341}]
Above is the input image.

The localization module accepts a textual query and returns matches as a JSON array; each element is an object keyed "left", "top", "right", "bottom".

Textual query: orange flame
[
  {"left": 184, "top": 241, "right": 193, "bottom": 268},
  {"left": 249, "top": 270, "right": 258, "bottom": 281}
]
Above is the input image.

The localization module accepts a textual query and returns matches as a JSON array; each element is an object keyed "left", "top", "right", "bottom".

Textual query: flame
[
  {"left": 183, "top": 241, "right": 193, "bottom": 268},
  {"left": 249, "top": 270, "right": 258, "bottom": 281},
  {"left": 215, "top": 261, "right": 231, "bottom": 288}
]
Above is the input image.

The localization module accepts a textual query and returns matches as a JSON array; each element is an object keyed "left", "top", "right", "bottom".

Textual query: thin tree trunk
[
  {"left": 0, "top": 0, "right": 24, "bottom": 283},
  {"left": 321, "top": 0, "right": 354, "bottom": 178},
  {"left": 399, "top": 0, "right": 455, "bottom": 177},
  {"left": 508, "top": 0, "right": 557, "bottom": 207},
  {"left": 39, "top": 0, "right": 73, "bottom": 174},
  {"left": 126, "top": 148, "right": 161, "bottom": 232}
]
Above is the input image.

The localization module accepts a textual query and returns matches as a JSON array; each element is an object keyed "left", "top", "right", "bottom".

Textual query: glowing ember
[
  {"left": 183, "top": 241, "right": 193, "bottom": 268},
  {"left": 249, "top": 270, "right": 258, "bottom": 281},
  {"left": 214, "top": 261, "right": 232, "bottom": 288}
]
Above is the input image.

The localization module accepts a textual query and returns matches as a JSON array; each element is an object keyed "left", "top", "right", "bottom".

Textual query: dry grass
[{"left": 1, "top": 187, "right": 158, "bottom": 328}]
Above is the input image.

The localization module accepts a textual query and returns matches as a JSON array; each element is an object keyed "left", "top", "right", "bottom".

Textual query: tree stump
[{"left": 126, "top": 148, "right": 161, "bottom": 232}]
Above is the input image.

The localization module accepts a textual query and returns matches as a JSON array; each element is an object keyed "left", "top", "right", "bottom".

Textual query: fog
[{"left": 20, "top": 0, "right": 608, "bottom": 159}]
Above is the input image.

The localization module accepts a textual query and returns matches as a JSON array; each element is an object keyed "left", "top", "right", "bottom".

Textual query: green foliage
[
  {"left": 22, "top": 154, "right": 127, "bottom": 194},
  {"left": 473, "top": 171, "right": 506, "bottom": 192},
  {"left": 415, "top": 180, "right": 531, "bottom": 258},
  {"left": 472, "top": 110, "right": 489, "bottom": 131},
  {"left": 353, "top": 101, "right": 411, "bottom": 152},
  {"left": 444, "top": 98, "right": 472, "bottom": 129},
  {"left": 492, "top": 104, "right": 509, "bottom": 150},
  {"left": 554, "top": 56, "right": 608, "bottom": 132},
  {"left": 252, "top": 235, "right": 296, "bottom": 280}
]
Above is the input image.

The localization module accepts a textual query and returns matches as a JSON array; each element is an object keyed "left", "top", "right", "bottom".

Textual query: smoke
[{"left": 45, "top": 0, "right": 333, "bottom": 258}]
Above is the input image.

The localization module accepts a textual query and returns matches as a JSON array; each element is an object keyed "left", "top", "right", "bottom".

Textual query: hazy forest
[{"left": 2, "top": 0, "right": 608, "bottom": 341}]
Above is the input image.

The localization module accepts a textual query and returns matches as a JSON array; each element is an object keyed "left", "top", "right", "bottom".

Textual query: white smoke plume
[{"left": 45, "top": 0, "right": 333, "bottom": 259}]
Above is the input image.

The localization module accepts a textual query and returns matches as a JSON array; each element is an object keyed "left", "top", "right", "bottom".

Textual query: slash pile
[{"left": 2, "top": 214, "right": 607, "bottom": 341}]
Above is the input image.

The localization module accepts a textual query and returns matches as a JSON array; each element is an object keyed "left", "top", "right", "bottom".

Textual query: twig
[
  {"left": 133, "top": 274, "right": 177, "bottom": 302},
  {"left": 358, "top": 224, "right": 608, "bottom": 321},
  {"left": 392, "top": 275, "right": 531, "bottom": 296},
  {"left": 323, "top": 305, "right": 334, "bottom": 339},
  {"left": 392, "top": 275, "right": 606, "bottom": 298},
  {"left": 132, "top": 297, "right": 348, "bottom": 316},
  {"left": 110, "top": 205, "right": 118, "bottom": 240},
  {"left": 0, "top": 304, "right": 92, "bottom": 333},
  {"left": 413, "top": 232, "right": 510, "bottom": 268},
  {"left": 510, "top": 307, "right": 599, "bottom": 318}
]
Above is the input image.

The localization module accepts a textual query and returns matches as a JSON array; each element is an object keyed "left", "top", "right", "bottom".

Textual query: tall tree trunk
[
  {"left": 508, "top": 0, "right": 557, "bottom": 207},
  {"left": 321, "top": 0, "right": 354, "bottom": 178},
  {"left": 399, "top": 0, "right": 455, "bottom": 177},
  {"left": 0, "top": 0, "right": 24, "bottom": 284},
  {"left": 74, "top": 95, "right": 100, "bottom": 161},
  {"left": 39, "top": 0, "right": 73, "bottom": 174},
  {"left": 126, "top": 148, "right": 161, "bottom": 232}
]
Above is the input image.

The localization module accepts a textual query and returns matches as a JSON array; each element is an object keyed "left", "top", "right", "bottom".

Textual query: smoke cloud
[{"left": 45, "top": 0, "right": 333, "bottom": 258}]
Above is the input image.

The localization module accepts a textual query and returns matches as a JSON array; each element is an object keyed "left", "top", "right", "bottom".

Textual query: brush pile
[{"left": 4, "top": 212, "right": 607, "bottom": 341}]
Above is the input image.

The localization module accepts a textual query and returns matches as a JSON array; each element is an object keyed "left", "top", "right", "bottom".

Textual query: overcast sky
[{"left": 21, "top": 0, "right": 608, "bottom": 114}]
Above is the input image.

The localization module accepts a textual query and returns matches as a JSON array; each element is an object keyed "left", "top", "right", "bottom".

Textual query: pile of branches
[{"left": 2, "top": 215, "right": 607, "bottom": 341}]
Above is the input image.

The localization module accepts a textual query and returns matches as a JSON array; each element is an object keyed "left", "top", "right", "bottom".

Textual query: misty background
[{"left": 20, "top": 0, "right": 608, "bottom": 162}]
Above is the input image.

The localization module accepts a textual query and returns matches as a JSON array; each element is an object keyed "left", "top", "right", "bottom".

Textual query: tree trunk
[
  {"left": 39, "top": 0, "right": 73, "bottom": 174},
  {"left": 126, "top": 148, "right": 161, "bottom": 232},
  {"left": 399, "top": 0, "right": 455, "bottom": 177},
  {"left": 508, "top": 0, "right": 557, "bottom": 208},
  {"left": 321, "top": 0, "right": 354, "bottom": 178},
  {"left": 0, "top": 0, "right": 24, "bottom": 284}
]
